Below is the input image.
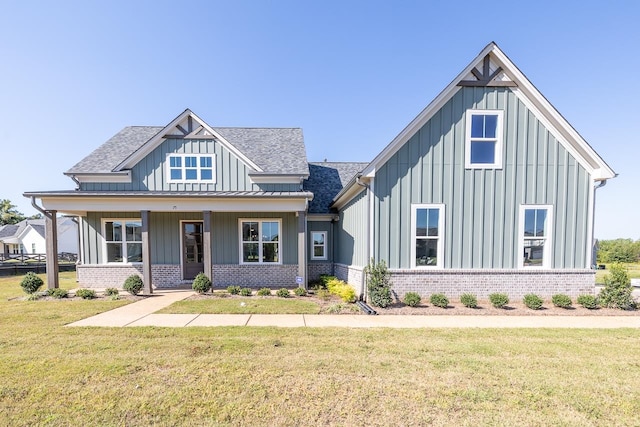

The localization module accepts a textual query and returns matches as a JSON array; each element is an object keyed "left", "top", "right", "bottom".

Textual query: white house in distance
[{"left": 0, "top": 217, "right": 78, "bottom": 258}]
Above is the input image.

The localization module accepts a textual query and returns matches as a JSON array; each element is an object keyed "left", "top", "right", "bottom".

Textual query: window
[
  {"left": 167, "top": 154, "right": 215, "bottom": 183},
  {"left": 103, "top": 220, "right": 142, "bottom": 263},
  {"left": 31, "top": 243, "right": 36, "bottom": 254},
  {"left": 520, "top": 206, "right": 552, "bottom": 268},
  {"left": 465, "top": 110, "right": 503, "bottom": 169},
  {"left": 240, "top": 219, "right": 281, "bottom": 264},
  {"left": 311, "top": 231, "right": 327, "bottom": 260},
  {"left": 411, "top": 204, "right": 444, "bottom": 268}
]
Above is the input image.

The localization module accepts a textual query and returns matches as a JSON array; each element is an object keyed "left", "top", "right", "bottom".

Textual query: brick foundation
[
  {"left": 387, "top": 269, "right": 595, "bottom": 299},
  {"left": 308, "top": 263, "right": 333, "bottom": 282},
  {"left": 335, "top": 263, "right": 364, "bottom": 294},
  {"left": 212, "top": 264, "right": 299, "bottom": 288}
]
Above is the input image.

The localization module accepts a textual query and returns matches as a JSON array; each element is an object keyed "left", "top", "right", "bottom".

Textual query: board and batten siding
[
  {"left": 82, "top": 211, "right": 298, "bottom": 265},
  {"left": 374, "top": 86, "right": 591, "bottom": 270},
  {"left": 80, "top": 138, "right": 299, "bottom": 192},
  {"left": 336, "top": 189, "right": 369, "bottom": 267}
]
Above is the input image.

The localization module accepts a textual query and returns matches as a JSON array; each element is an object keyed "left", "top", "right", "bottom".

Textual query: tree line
[
  {"left": 0, "top": 199, "right": 42, "bottom": 226},
  {"left": 597, "top": 239, "right": 640, "bottom": 264}
]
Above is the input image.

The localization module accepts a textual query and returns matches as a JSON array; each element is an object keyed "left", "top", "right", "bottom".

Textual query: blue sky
[{"left": 1, "top": 0, "right": 638, "bottom": 239}]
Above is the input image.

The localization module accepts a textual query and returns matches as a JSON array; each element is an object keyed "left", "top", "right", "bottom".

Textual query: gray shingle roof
[
  {"left": 304, "top": 162, "right": 369, "bottom": 214},
  {"left": 0, "top": 224, "right": 20, "bottom": 239},
  {"left": 66, "top": 126, "right": 309, "bottom": 176}
]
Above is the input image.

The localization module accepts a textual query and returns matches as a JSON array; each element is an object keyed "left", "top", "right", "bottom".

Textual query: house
[
  {"left": 25, "top": 42, "right": 615, "bottom": 298},
  {"left": 0, "top": 217, "right": 77, "bottom": 259}
]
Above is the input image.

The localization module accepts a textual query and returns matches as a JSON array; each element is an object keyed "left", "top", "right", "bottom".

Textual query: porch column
[
  {"left": 297, "top": 211, "right": 307, "bottom": 289},
  {"left": 203, "top": 210, "right": 212, "bottom": 283},
  {"left": 45, "top": 210, "right": 59, "bottom": 289},
  {"left": 141, "top": 210, "right": 153, "bottom": 295}
]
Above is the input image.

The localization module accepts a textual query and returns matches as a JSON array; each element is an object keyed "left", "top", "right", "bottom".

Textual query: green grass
[
  {"left": 596, "top": 262, "right": 640, "bottom": 284},
  {"left": 157, "top": 296, "right": 322, "bottom": 314},
  {"left": 1, "top": 273, "right": 640, "bottom": 425}
]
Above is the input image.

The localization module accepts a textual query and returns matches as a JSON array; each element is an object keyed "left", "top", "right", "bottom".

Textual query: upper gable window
[
  {"left": 166, "top": 154, "right": 216, "bottom": 183},
  {"left": 465, "top": 110, "right": 503, "bottom": 169}
]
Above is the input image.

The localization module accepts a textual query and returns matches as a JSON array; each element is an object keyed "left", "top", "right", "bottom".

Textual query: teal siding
[
  {"left": 308, "top": 221, "right": 333, "bottom": 263},
  {"left": 374, "top": 87, "right": 591, "bottom": 269},
  {"left": 82, "top": 211, "right": 297, "bottom": 265},
  {"left": 80, "top": 138, "right": 300, "bottom": 192},
  {"left": 336, "top": 189, "right": 368, "bottom": 267}
]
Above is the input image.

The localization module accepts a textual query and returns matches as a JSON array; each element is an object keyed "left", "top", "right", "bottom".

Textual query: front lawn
[
  {"left": 1, "top": 273, "right": 640, "bottom": 425},
  {"left": 157, "top": 295, "right": 323, "bottom": 314}
]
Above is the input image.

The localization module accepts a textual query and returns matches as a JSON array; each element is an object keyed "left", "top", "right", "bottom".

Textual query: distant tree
[
  {"left": 597, "top": 239, "right": 640, "bottom": 264},
  {"left": 0, "top": 199, "right": 27, "bottom": 225}
]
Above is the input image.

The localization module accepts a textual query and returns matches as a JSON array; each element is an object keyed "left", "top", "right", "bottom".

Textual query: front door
[{"left": 182, "top": 221, "right": 204, "bottom": 280}]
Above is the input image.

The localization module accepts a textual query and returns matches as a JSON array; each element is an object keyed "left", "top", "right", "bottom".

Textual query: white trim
[
  {"left": 518, "top": 205, "right": 554, "bottom": 269},
  {"left": 179, "top": 220, "right": 204, "bottom": 280},
  {"left": 368, "top": 178, "right": 375, "bottom": 262},
  {"left": 586, "top": 177, "right": 596, "bottom": 269},
  {"left": 238, "top": 218, "right": 283, "bottom": 265},
  {"left": 332, "top": 179, "right": 367, "bottom": 210},
  {"left": 310, "top": 231, "right": 328, "bottom": 260},
  {"left": 165, "top": 153, "right": 217, "bottom": 184},
  {"left": 307, "top": 214, "right": 339, "bottom": 222},
  {"left": 410, "top": 204, "right": 445, "bottom": 269},
  {"left": 249, "top": 174, "right": 305, "bottom": 184},
  {"left": 71, "top": 172, "right": 132, "bottom": 183},
  {"left": 101, "top": 218, "right": 143, "bottom": 265},
  {"left": 464, "top": 109, "right": 504, "bottom": 169}
]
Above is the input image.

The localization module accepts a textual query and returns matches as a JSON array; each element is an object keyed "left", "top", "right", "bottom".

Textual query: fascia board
[
  {"left": 66, "top": 172, "right": 132, "bottom": 183},
  {"left": 307, "top": 214, "right": 339, "bottom": 222},
  {"left": 249, "top": 174, "right": 306, "bottom": 184},
  {"left": 332, "top": 183, "right": 367, "bottom": 211}
]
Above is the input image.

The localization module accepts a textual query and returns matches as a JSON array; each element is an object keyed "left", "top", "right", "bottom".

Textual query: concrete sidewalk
[{"left": 66, "top": 290, "right": 640, "bottom": 329}]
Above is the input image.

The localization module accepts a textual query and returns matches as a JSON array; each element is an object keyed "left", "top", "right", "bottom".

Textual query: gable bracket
[{"left": 458, "top": 54, "right": 517, "bottom": 87}]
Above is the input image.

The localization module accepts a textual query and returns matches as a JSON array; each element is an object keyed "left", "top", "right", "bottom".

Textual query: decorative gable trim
[
  {"left": 361, "top": 42, "right": 615, "bottom": 181},
  {"left": 114, "top": 109, "right": 263, "bottom": 173}
]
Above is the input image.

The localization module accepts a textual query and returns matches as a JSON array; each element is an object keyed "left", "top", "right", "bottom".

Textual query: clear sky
[{"left": 0, "top": 0, "right": 638, "bottom": 239}]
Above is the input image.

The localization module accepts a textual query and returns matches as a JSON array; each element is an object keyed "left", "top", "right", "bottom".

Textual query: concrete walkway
[{"left": 66, "top": 290, "right": 640, "bottom": 329}]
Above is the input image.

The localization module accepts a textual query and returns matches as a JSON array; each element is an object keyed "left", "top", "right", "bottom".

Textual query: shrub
[
  {"left": 316, "top": 289, "right": 331, "bottom": 300},
  {"left": 192, "top": 273, "right": 212, "bottom": 294},
  {"left": 227, "top": 285, "right": 241, "bottom": 295},
  {"left": 430, "top": 293, "right": 449, "bottom": 308},
  {"left": 552, "top": 294, "right": 572, "bottom": 308},
  {"left": 27, "top": 294, "right": 40, "bottom": 301},
  {"left": 48, "top": 288, "right": 68, "bottom": 299},
  {"left": 239, "top": 287, "right": 252, "bottom": 296},
  {"left": 577, "top": 294, "right": 599, "bottom": 309},
  {"left": 326, "top": 278, "right": 356, "bottom": 303},
  {"left": 75, "top": 289, "right": 96, "bottom": 299},
  {"left": 257, "top": 288, "right": 271, "bottom": 296},
  {"left": 403, "top": 292, "right": 421, "bottom": 307},
  {"left": 104, "top": 288, "right": 119, "bottom": 297},
  {"left": 123, "top": 275, "right": 144, "bottom": 295},
  {"left": 523, "top": 294, "right": 544, "bottom": 310},
  {"left": 318, "top": 275, "right": 336, "bottom": 288},
  {"left": 365, "top": 259, "right": 392, "bottom": 307},
  {"left": 599, "top": 263, "right": 635, "bottom": 309},
  {"left": 276, "top": 288, "right": 290, "bottom": 298},
  {"left": 460, "top": 293, "right": 478, "bottom": 308},
  {"left": 20, "top": 272, "right": 43, "bottom": 294},
  {"left": 294, "top": 287, "right": 307, "bottom": 296},
  {"left": 489, "top": 293, "right": 509, "bottom": 309}
]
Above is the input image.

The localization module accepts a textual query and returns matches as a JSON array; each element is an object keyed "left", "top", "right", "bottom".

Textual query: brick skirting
[
  {"left": 308, "top": 263, "right": 333, "bottom": 282},
  {"left": 212, "top": 264, "right": 299, "bottom": 288}
]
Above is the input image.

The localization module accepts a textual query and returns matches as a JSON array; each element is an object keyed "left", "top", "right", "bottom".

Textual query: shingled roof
[{"left": 304, "top": 162, "right": 369, "bottom": 214}]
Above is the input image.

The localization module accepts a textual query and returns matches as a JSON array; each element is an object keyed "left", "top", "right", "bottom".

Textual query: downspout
[
  {"left": 69, "top": 174, "right": 80, "bottom": 190},
  {"left": 355, "top": 175, "right": 370, "bottom": 301},
  {"left": 590, "top": 179, "right": 607, "bottom": 268},
  {"left": 30, "top": 196, "right": 52, "bottom": 220}
]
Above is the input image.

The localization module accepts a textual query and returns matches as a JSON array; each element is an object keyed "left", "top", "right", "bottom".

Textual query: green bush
[
  {"left": 552, "top": 294, "right": 572, "bottom": 308},
  {"left": 365, "top": 259, "right": 392, "bottom": 308},
  {"left": 403, "top": 292, "right": 421, "bottom": 307},
  {"left": 430, "top": 293, "right": 449, "bottom": 308},
  {"left": 276, "top": 288, "right": 290, "bottom": 298},
  {"left": 227, "top": 285, "right": 241, "bottom": 295},
  {"left": 318, "top": 275, "right": 335, "bottom": 289},
  {"left": 460, "top": 293, "right": 478, "bottom": 308},
  {"left": 326, "top": 278, "right": 356, "bottom": 303},
  {"left": 257, "top": 288, "right": 272, "bottom": 296},
  {"left": 523, "top": 294, "right": 543, "bottom": 310},
  {"left": 294, "top": 287, "right": 307, "bottom": 296},
  {"left": 75, "top": 289, "right": 96, "bottom": 299},
  {"left": 104, "top": 288, "right": 119, "bottom": 297},
  {"left": 239, "top": 287, "right": 252, "bottom": 296},
  {"left": 192, "top": 273, "right": 211, "bottom": 294},
  {"left": 27, "top": 294, "right": 40, "bottom": 301},
  {"left": 316, "top": 289, "right": 331, "bottom": 301},
  {"left": 489, "top": 293, "right": 509, "bottom": 308},
  {"left": 577, "top": 294, "right": 599, "bottom": 309},
  {"left": 20, "top": 272, "right": 43, "bottom": 294},
  {"left": 47, "top": 288, "right": 68, "bottom": 299},
  {"left": 599, "top": 263, "right": 635, "bottom": 309},
  {"left": 123, "top": 275, "right": 144, "bottom": 295}
]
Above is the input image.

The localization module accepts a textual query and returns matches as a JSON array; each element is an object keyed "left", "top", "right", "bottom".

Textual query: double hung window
[
  {"left": 520, "top": 206, "right": 552, "bottom": 268},
  {"left": 104, "top": 220, "right": 142, "bottom": 263},
  {"left": 167, "top": 154, "right": 215, "bottom": 183},
  {"left": 311, "top": 231, "right": 327, "bottom": 260},
  {"left": 411, "top": 204, "right": 444, "bottom": 268},
  {"left": 465, "top": 110, "right": 503, "bottom": 169},
  {"left": 240, "top": 220, "right": 281, "bottom": 264}
]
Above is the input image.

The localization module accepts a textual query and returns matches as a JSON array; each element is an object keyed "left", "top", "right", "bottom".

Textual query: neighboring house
[
  {"left": 25, "top": 42, "right": 615, "bottom": 297},
  {"left": 0, "top": 217, "right": 77, "bottom": 257}
]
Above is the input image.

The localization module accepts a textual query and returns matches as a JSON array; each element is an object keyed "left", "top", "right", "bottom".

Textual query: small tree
[
  {"left": 20, "top": 272, "right": 43, "bottom": 294},
  {"left": 123, "top": 275, "right": 144, "bottom": 295},
  {"left": 365, "top": 258, "right": 392, "bottom": 308},
  {"left": 599, "top": 263, "right": 635, "bottom": 309},
  {"left": 192, "top": 273, "right": 212, "bottom": 294}
]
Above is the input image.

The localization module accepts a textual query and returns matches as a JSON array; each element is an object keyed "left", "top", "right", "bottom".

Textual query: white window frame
[
  {"left": 410, "top": 204, "right": 445, "bottom": 269},
  {"left": 465, "top": 109, "right": 504, "bottom": 169},
  {"left": 518, "top": 205, "right": 553, "bottom": 269},
  {"left": 102, "top": 218, "right": 143, "bottom": 264},
  {"left": 165, "top": 153, "right": 216, "bottom": 183},
  {"left": 238, "top": 219, "right": 282, "bottom": 265},
  {"left": 310, "top": 231, "right": 328, "bottom": 260}
]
